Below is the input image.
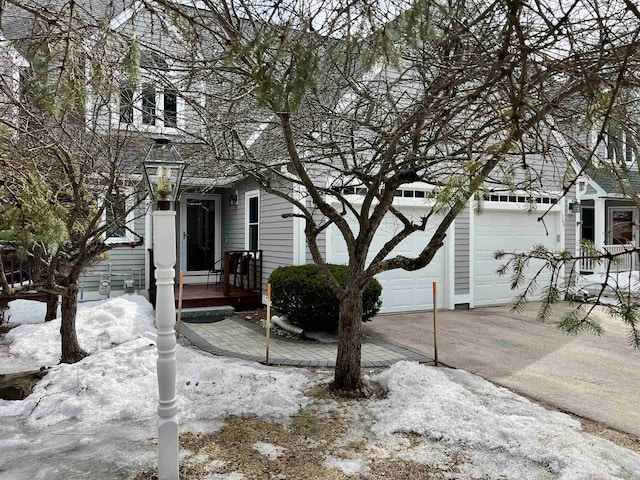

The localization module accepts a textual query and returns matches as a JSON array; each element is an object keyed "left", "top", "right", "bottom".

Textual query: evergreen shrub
[{"left": 268, "top": 264, "right": 382, "bottom": 333}]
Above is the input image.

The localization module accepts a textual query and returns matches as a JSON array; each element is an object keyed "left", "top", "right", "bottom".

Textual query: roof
[
  {"left": 1, "top": 1, "right": 131, "bottom": 42},
  {"left": 587, "top": 163, "right": 640, "bottom": 196},
  {"left": 574, "top": 151, "right": 640, "bottom": 196}
]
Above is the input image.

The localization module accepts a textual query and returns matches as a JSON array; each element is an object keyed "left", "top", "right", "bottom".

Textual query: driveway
[{"left": 363, "top": 302, "right": 640, "bottom": 437}]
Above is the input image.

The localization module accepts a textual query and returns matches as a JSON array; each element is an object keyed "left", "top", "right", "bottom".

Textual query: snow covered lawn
[
  {"left": 575, "top": 271, "right": 640, "bottom": 301},
  {"left": 1, "top": 296, "right": 639, "bottom": 479}
]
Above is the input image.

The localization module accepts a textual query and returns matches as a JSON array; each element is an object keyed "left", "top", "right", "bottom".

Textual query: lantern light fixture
[{"left": 141, "top": 137, "right": 186, "bottom": 209}]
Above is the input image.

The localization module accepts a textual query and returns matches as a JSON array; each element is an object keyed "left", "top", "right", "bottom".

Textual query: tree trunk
[
  {"left": 60, "top": 282, "right": 87, "bottom": 364},
  {"left": 45, "top": 293, "right": 58, "bottom": 322},
  {"left": 333, "top": 285, "right": 364, "bottom": 393}
]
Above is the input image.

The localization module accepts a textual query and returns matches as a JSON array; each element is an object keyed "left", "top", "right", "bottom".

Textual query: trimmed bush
[{"left": 268, "top": 264, "right": 382, "bottom": 333}]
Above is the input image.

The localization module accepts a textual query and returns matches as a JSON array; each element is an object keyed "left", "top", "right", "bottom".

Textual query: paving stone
[{"left": 181, "top": 319, "right": 431, "bottom": 368}]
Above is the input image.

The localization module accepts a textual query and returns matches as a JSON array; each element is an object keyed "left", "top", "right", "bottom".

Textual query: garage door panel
[
  {"left": 474, "top": 210, "right": 559, "bottom": 307},
  {"left": 328, "top": 208, "right": 448, "bottom": 313}
]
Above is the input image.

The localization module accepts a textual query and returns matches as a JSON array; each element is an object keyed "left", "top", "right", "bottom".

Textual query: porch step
[{"left": 181, "top": 306, "right": 235, "bottom": 323}]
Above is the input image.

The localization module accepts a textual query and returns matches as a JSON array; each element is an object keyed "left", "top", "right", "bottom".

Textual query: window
[
  {"left": 116, "top": 50, "right": 181, "bottom": 130},
  {"left": 104, "top": 192, "right": 134, "bottom": 243},
  {"left": 118, "top": 84, "right": 179, "bottom": 129},
  {"left": 164, "top": 88, "right": 178, "bottom": 128},
  {"left": 605, "top": 125, "right": 635, "bottom": 164},
  {"left": 119, "top": 85, "right": 134, "bottom": 124},
  {"left": 246, "top": 191, "right": 259, "bottom": 250},
  {"left": 141, "top": 85, "right": 156, "bottom": 125},
  {"left": 105, "top": 193, "right": 127, "bottom": 239},
  {"left": 581, "top": 207, "right": 594, "bottom": 243}
]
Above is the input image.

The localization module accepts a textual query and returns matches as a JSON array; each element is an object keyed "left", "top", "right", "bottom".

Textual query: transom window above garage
[
  {"left": 482, "top": 193, "right": 558, "bottom": 205},
  {"left": 336, "top": 186, "right": 429, "bottom": 199}
]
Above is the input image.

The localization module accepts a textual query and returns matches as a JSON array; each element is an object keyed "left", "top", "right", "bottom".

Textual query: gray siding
[
  {"left": 564, "top": 185, "right": 578, "bottom": 276},
  {"left": 306, "top": 203, "right": 327, "bottom": 264},
  {"left": 81, "top": 203, "right": 147, "bottom": 297},
  {"left": 454, "top": 204, "right": 470, "bottom": 296},
  {"left": 221, "top": 179, "right": 259, "bottom": 251},
  {"left": 260, "top": 190, "right": 294, "bottom": 288}
]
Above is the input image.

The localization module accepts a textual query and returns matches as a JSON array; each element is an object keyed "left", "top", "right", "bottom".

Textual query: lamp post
[{"left": 142, "top": 138, "right": 186, "bottom": 480}]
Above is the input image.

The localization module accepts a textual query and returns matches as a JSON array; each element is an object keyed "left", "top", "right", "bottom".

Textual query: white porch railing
[{"left": 580, "top": 243, "right": 637, "bottom": 273}]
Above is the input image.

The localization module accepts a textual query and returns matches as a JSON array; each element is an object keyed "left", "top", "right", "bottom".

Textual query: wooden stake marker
[
  {"left": 433, "top": 281, "right": 438, "bottom": 367},
  {"left": 265, "top": 283, "right": 271, "bottom": 365}
]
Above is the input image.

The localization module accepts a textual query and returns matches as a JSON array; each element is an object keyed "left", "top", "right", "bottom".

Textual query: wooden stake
[
  {"left": 265, "top": 283, "right": 271, "bottom": 365},
  {"left": 433, "top": 281, "right": 438, "bottom": 367},
  {"left": 176, "top": 271, "right": 184, "bottom": 339}
]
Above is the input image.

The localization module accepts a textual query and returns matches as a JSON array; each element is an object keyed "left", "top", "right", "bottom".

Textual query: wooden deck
[
  {"left": 148, "top": 249, "right": 264, "bottom": 311},
  {"left": 0, "top": 291, "right": 48, "bottom": 308},
  {"left": 161, "top": 284, "right": 262, "bottom": 310}
]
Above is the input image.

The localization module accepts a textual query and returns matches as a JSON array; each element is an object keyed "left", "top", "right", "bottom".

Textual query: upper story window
[
  {"left": 605, "top": 124, "right": 636, "bottom": 164},
  {"left": 117, "top": 50, "right": 181, "bottom": 131}
]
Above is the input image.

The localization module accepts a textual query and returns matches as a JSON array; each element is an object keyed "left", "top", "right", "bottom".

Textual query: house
[
  {"left": 573, "top": 128, "right": 639, "bottom": 274},
  {"left": 1, "top": 1, "right": 590, "bottom": 314}
]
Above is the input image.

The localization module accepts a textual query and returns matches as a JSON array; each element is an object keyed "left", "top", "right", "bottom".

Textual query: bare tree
[
  {"left": 144, "top": 0, "right": 640, "bottom": 393},
  {"left": 0, "top": 1, "right": 145, "bottom": 363}
]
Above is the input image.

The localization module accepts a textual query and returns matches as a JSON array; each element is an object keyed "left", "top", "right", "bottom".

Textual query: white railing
[{"left": 580, "top": 243, "right": 637, "bottom": 273}]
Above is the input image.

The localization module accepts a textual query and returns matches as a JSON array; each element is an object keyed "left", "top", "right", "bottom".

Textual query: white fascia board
[
  {"left": 110, "top": 1, "right": 144, "bottom": 30},
  {"left": 334, "top": 63, "right": 384, "bottom": 114},
  {"left": 0, "top": 35, "right": 29, "bottom": 68},
  {"left": 245, "top": 116, "right": 275, "bottom": 148}
]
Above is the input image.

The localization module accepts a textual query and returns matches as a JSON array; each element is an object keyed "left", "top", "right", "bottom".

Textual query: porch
[
  {"left": 577, "top": 198, "right": 639, "bottom": 274},
  {"left": 579, "top": 243, "right": 637, "bottom": 274},
  {"left": 148, "top": 249, "right": 263, "bottom": 310}
]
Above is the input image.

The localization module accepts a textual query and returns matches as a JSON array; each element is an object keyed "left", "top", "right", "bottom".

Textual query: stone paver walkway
[{"left": 181, "top": 317, "right": 431, "bottom": 367}]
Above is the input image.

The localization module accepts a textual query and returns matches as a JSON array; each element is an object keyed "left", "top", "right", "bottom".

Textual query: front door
[{"left": 180, "top": 194, "right": 221, "bottom": 282}]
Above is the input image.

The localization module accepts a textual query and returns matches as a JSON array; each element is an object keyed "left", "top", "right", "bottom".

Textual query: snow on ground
[
  {"left": 1, "top": 295, "right": 640, "bottom": 479},
  {"left": 252, "top": 441, "right": 286, "bottom": 460},
  {"left": 371, "top": 362, "right": 640, "bottom": 479},
  {"left": 1, "top": 295, "right": 155, "bottom": 371},
  {"left": 2, "top": 298, "right": 59, "bottom": 324},
  {"left": 0, "top": 295, "right": 311, "bottom": 479},
  {"left": 576, "top": 271, "right": 640, "bottom": 299}
]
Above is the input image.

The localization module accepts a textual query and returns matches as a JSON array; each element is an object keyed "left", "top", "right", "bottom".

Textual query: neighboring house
[
  {"left": 573, "top": 127, "right": 639, "bottom": 274},
  {"left": 1, "top": 1, "right": 587, "bottom": 313}
]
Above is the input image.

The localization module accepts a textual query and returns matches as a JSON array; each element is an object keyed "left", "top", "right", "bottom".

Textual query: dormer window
[
  {"left": 116, "top": 50, "right": 181, "bottom": 131},
  {"left": 119, "top": 85, "right": 134, "bottom": 124},
  {"left": 141, "top": 85, "right": 156, "bottom": 125},
  {"left": 605, "top": 124, "right": 636, "bottom": 164}
]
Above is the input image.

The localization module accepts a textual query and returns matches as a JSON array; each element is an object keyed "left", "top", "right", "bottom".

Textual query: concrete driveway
[{"left": 363, "top": 302, "right": 640, "bottom": 437}]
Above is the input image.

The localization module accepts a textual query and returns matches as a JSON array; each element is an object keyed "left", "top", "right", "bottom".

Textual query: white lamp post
[{"left": 142, "top": 138, "right": 186, "bottom": 480}]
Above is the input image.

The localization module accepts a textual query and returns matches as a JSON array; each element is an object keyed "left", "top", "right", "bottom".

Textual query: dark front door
[{"left": 180, "top": 195, "right": 221, "bottom": 278}]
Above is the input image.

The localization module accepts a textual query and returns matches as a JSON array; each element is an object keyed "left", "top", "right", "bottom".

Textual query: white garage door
[
  {"left": 474, "top": 209, "right": 561, "bottom": 307},
  {"left": 328, "top": 208, "right": 449, "bottom": 313}
]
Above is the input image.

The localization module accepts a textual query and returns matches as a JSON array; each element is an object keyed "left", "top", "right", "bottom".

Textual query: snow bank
[
  {"left": 0, "top": 295, "right": 311, "bottom": 428},
  {"left": 4, "top": 299, "right": 56, "bottom": 324},
  {"left": 3, "top": 295, "right": 155, "bottom": 367},
  {"left": 0, "top": 339, "right": 310, "bottom": 428},
  {"left": 370, "top": 362, "right": 640, "bottom": 479},
  {"left": 576, "top": 271, "right": 640, "bottom": 299},
  {"left": 178, "top": 348, "right": 310, "bottom": 423}
]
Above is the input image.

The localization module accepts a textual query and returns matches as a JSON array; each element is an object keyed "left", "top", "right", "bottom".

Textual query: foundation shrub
[{"left": 268, "top": 264, "right": 382, "bottom": 333}]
